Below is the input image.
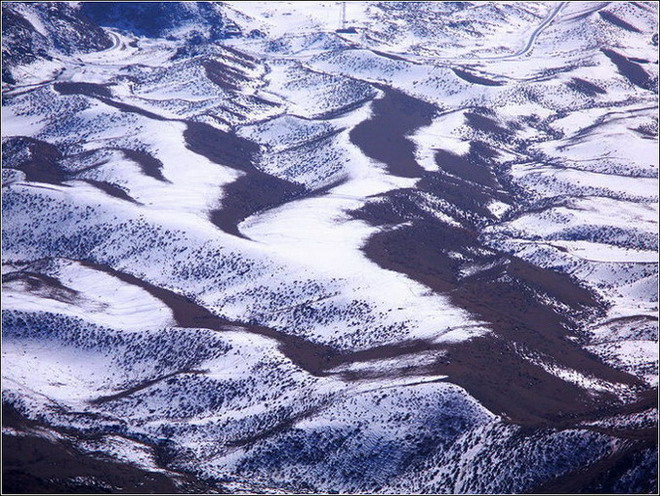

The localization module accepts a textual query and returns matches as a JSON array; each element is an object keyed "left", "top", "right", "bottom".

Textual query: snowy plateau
[{"left": 1, "top": 1, "right": 658, "bottom": 494}]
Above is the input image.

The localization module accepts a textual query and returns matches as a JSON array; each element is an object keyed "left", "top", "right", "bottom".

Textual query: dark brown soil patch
[
  {"left": 530, "top": 437, "right": 657, "bottom": 494},
  {"left": 2, "top": 271, "right": 80, "bottom": 304},
  {"left": 83, "top": 179, "right": 140, "bottom": 203},
  {"left": 97, "top": 96, "right": 170, "bottom": 121},
  {"left": 54, "top": 83, "right": 169, "bottom": 121},
  {"left": 182, "top": 121, "right": 259, "bottom": 173},
  {"left": 453, "top": 68, "right": 504, "bottom": 87},
  {"left": 2, "top": 433, "right": 183, "bottom": 494},
  {"left": 1, "top": 137, "right": 156, "bottom": 202},
  {"left": 52, "top": 81, "right": 113, "bottom": 99},
  {"left": 52, "top": 78, "right": 308, "bottom": 237},
  {"left": 221, "top": 44, "right": 258, "bottom": 63},
  {"left": 599, "top": 11, "right": 642, "bottom": 33},
  {"left": 567, "top": 77, "right": 607, "bottom": 96},
  {"left": 349, "top": 86, "right": 436, "bottom": 178},
  {"left": 464, "top": 112, "right": 512, "bottom": 138},
  {"left": 120, "top": 148, "right": 169, "bottom": 182},
  {"left": 601, "top": 49, "right": 653, "bottom": 90},
  {"left": 203, "top": 59, "right": 252, "bottom": 91},
  {"left": 72, "top": 259, "right": 340, "bottom": 376},
  {"left": 354, "top": 206, "right": 647, "bottom": 424},
  {"left": 182, "top": 121, "right": 305, "bottom": 235},
  {"left": 11, "top": 253, "right": 655, "bottom": 430},
  {"left": 2, "top": 403, "right": 221, "bottom": 494},
  {"left": 209, "top": 172, "right": 304, "bottom": 238},
  {"left": 435, "top": 143, "right": 501, "bottom": 189},
  {"left": 346, "top": 86, "right": 650, "bottom": 425},
  {"left": 2, "top": 136, "right": 67, "bottom": 185}
]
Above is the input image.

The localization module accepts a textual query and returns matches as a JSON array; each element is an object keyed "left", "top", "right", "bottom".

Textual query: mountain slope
[{"left": 2, "top": 1, "right": 658, "bottom": 493}]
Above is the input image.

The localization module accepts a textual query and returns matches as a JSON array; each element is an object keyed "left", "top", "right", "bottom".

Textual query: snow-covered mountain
[
  {"left": 1, "top": 2, "right": 112, "bottom": 84},
  {"left": 2, "top": 1, "right": 658, "bottom": 493},
  {"left": 80, "top": 2, "right": 237, "bottom": 41}
]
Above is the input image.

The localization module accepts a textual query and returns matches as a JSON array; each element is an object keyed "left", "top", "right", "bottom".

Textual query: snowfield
[{"left": 2, "top": 1, "right": 658, "bottom": 494}]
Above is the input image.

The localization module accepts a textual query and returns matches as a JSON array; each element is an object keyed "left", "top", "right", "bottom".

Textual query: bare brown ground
[
  {"left": 349, "top": 86, "right": 435, "bottom": 178},
  {"left": 452, "top": 68, "right": 504, "bottom": 87},
  {"left": 182, "top": 121, "right": 306, "bottom": 237},
  {"left": 11, "top": 255, "right": 654, "bottom": 432},
  {"left": 346, "top": 85, "right": 656, "bottom": 427},
  {"left": 530, "top": 436, "right": 657, "bottom": 494},
  {"left": 3, "top": 136, "right": 67, "bottom": 185},
  {"left": 357, "top": 221, "right": 653, "bottom": 425},
  {"left": 120, "top": 148, "right": 169, "bottom": 183},
  {"left": 29, "top": 70, "right": 660, "bottom": 433},
  {"left": 2, "top": 403, "right": 223, "bottom": 494},
  {"left": 52, "top": 81, "right": 305, "bottom": 237},
  {"left": 2, "top": 136, "right": 141, "bottom": 203},
  {"left": 601, "top": 49, "right": 653, "bottom": 89}
]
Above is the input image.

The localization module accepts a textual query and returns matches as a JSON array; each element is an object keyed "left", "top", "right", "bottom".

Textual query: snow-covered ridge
[{"left": 2, "top": 1, "right": 658, "bottom": 493}]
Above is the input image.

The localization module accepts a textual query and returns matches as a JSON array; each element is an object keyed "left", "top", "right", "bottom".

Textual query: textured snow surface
[{"left": 2, "top": 1, "right": 658, "bottom": 494}]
